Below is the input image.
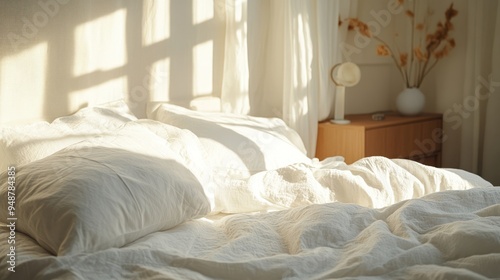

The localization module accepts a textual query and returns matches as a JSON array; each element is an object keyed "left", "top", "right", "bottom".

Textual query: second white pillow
[{"left": 148, "top": 103, "right": 311, "bottom": 179}]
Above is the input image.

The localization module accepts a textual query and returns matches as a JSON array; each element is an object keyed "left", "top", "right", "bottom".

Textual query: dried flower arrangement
[{"left": 342, "top": 1, "right": 458, "bottom": 88}]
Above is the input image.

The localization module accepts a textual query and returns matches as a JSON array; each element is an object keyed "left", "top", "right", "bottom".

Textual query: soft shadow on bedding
[{"left": 163, "top": 111, "right": 267, "bottom": 173}]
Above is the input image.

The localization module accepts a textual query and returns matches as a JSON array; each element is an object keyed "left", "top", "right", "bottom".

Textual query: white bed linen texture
[
  {"left": 213, "top": 156, "right": 492, "bottom": 213},
  {"left": 145, "top": 102, "right": 492, "bottom": 214},
  {"left": 0, "top": 122, "right": 211, "bottom": 256},
  {"left": 1, "top": 103, "right": 498, "bottom": 279},
  {"left": 0, "top": 100, "right": 137, "bottom": 171},
  {"left": 147, "top": 103, "right": 310, "bottom": 181},
  {"left": 1, "top": 186, "right": 499, "bottom": 280}
]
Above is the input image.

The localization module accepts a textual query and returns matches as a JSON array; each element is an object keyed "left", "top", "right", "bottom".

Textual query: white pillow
[
  {"left": 0, "top": 124, "right": 211, "bottom": 256},
  {"left": 0, "top": 100, "right": 136, "bottom": 171},
  {"left": 148, "top": 103, "right": 310, "bottom": 179},
  {"left": 51, "top": 99, "right": 137, "bottom": 131},
  {"left": 131, "top": 119, "right": 216, "bottom": 210}
]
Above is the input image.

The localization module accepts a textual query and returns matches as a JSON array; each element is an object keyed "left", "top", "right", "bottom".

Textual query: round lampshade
[{"left": 330, "top": 62, "right": 361, "bottom": 87}]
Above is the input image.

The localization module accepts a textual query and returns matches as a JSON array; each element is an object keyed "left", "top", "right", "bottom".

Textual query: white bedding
[
  {"left": 1, "top": 103, "right": 498, "bottom": 279},
  {"left": 213, "top": 156, "right": 491, "bottom": 213},
  {"left": 1, "top": 186, "right": 499, "bottom": 280}
]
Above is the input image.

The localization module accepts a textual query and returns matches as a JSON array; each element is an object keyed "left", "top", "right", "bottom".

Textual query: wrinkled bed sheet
[
  {"left": 212, "top": 156, "right": 492, "bottom": 213},
  {"left": 0, "top": 118, "right": 497, "bottom": 279},
  {"left": 1, "top": 186, "right": 499, "bottom": 280}
]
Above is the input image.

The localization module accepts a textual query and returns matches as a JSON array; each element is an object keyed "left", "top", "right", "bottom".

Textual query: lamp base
[{"left": 330, "top": 119, "right": 351, "bottom": 125}]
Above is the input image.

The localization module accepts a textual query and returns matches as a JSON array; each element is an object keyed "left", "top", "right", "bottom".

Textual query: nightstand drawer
[{"left": 316, "top": 113, "right": 443, "bottom": 167}]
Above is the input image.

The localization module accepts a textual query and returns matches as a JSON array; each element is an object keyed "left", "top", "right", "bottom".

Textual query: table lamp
[{"left": 330, "top": 62, "right": 361, "bottom": 124}]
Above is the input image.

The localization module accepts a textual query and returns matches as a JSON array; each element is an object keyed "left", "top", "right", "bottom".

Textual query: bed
[{"left": 0, "top": 100, "right": 498, "bottom": 280}]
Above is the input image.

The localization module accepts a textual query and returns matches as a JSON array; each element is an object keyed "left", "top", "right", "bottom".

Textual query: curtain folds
[
  {"left": 459, "top": 0, "right": 500, "bottom": 185},
  {"left": 479, "top": 1, "right": 500, "bottom": 185},
  {"left": 282, "top": 1, "right": 320, "bottom": 158},
  {"left": 220, "top": 0, "right": 250, "bottom": 114},
  {"left": 220, "top": 0, "right": 344, "bottom": 157}
]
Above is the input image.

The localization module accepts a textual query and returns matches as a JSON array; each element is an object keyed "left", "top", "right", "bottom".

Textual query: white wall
[{"left": 0, "top": 0, "right": 225, "bottom": 124}]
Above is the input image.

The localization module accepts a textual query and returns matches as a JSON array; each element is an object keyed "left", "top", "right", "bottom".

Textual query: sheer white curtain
[
  {"left": 220, "top": 0, "right": 250, "bottom": 114},
  {"left": 220, "top": 0, "right": 350, "bottom": 157},
  {"left": 282, "top": 0, "right": 337, "bottom": 157},
  {"left": 460, "top": 0, "right": 500, "bottom": 185}
]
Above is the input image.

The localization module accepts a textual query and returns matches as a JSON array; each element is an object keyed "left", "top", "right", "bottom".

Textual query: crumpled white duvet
[
  {"left": 212, "top": 156, "right": 492, "bottom": 213},
  {"left": 1, "top": 118, "right": 497, "bottom": 279},
  {"left": 1, "top": 186, "right": 499, "bottom": 280}
]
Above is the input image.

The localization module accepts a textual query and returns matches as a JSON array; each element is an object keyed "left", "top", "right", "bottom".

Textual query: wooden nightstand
[{"left": 315, "top": 113, "right": 443, "bottom": 167}]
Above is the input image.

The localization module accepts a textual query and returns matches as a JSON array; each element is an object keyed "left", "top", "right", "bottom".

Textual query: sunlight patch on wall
[
  {"left": 193, "top": 40, "right": 213, "bottom": 96},
  {"left": 73, "top": 9, "right": 127, "bottom": 76},
  {"left": 193, "top": 0, "right": 214, "bottom": 25},
  {"left": 0, "top": 42, "right": 48, "bottom": 124},
  {"left": 68, "top": 77, "right": 127, "bottom": 113},
  {"left": 148, "top": 58, "right": 170, "bottom": 101},
  {"left": 143, "top": 0, "right": 170, "bottom": 46}
]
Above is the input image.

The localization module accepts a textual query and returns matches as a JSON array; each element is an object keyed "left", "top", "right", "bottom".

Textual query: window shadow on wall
[{"left": 0, "top": 0, "right": 223, "bottom": 123}]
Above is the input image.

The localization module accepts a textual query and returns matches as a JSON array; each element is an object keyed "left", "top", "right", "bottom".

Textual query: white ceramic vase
[{"left": 396, "top": 87, "right": 425, "bottom": 116}]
